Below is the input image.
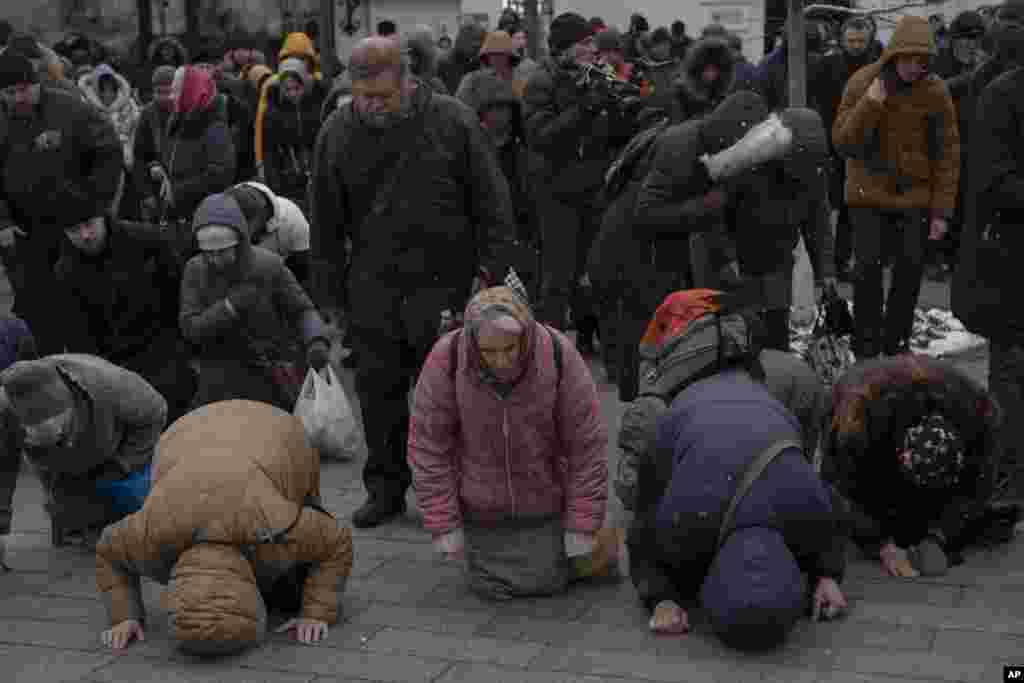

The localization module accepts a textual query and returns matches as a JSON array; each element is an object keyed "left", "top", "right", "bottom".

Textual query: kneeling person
[
  {"left": 628, "top": 365, "right": 849, "bottom": 649},
  {"left": 96, "top": 400, "right": 353, "bottom": 653}
]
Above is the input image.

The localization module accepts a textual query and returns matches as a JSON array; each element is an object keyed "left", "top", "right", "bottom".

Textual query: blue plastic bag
[{"left": 94, "top": 464, "right": 152, "bottom": 515}]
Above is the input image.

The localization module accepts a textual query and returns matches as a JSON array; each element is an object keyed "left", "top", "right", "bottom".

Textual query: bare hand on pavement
[
  {"left": 275, "top": 617, "right": 328, "bottom": 644},
  {"left": 813, "top": 577, "right": 848, "bottom": 621},
  {"left": 102, "top": 619, "right": 145, "bottom": 652},
  {"left": 650, "top": 600, "right": 690, "bottom": 634},
  {"left": 880, "top": 541, "right": 919, "bottom": 578}
]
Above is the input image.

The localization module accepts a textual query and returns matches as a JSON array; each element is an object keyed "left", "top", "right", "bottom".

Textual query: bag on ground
[{"left": 295, "top": 366, "right": 360, "bottom": 461}]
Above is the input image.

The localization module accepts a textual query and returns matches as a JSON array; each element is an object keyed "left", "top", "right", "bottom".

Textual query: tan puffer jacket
[
  {"left": 833, "top": 16, "right": 960, "bottom": 212},
  {"left": 96, "top": 400, "right": 353, "bottom": 644}
]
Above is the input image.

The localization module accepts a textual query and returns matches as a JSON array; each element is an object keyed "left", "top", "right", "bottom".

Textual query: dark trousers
[
  {"left": 348, "top": 286, "right": 454, "bottom": 503},
  {"left": 761, "top": 308, "right": 791, "bottom": 353},
  {"left": 119, "top": 338, "right": 197, "bottom": 425},
  {"left": 1, "top": 234, "right": 69, "bottom": 356},
  {"left": 834, "top": 202, "right": 853, "bottom": 271},
  {"left": 850, "top": 208, "right": 928, "bottom": 356},
  {"left": 537, "top": 194, "right": 603, "bottom": 331},
  {"left": 989, "top": 341, "right": 1024, "bottom": 487}
]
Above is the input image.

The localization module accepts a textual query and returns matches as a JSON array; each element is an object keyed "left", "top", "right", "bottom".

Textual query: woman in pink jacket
[{"left": 409, "top": 284, "right": 620, "bottom": 599}]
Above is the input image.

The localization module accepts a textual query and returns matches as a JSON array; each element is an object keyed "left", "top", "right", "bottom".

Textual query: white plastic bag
[{"left": 295, "top": 366, "right": 360, "bottom": 461}]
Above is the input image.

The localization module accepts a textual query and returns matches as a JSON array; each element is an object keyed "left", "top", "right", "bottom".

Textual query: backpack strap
[{"left": 717, "top": 440, "right": 803, "bottom": 549}]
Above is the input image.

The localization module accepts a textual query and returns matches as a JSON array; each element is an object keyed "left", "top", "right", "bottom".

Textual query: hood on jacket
[
  {"left": 174, "top": 65, "right": 217, "bottom": 114},
  {"left": 699, "top": 89, "right": 770, "bottom": 155},
  {"left": 279, "top": 32, "right": 319, "bottom": 76},
  {"left": 403, "top": 26, "right": 440, "bottom": 78},
  {"left": 79, "top": 64, "right": 134, "bottom": 113},
  {"left": 191, "top": 193, "right": 253, "bottom": 273},
  {"left": 879, "top": 16, "right": 935, "bottom": 66},
  {"left": 230, "top": 181, "right": 284, "bottom": 236},
  {"left": 463, "top": 285, "right": 536, "bottom": 389},
  {"left": 148, "top": 36, "right": 189, "bottom": 67},
  {"left": 454, "top": 23, "right": 487, "bottom": 61},
  {"left": 677, "top": 38, "right": 737, "bottom": 105},
  {"left": 278, "top": 56, "right": 313, "bottom": 94}
]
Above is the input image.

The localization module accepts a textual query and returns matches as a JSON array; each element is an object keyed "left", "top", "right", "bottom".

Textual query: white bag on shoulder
[{"left": 295, "top": 366, "right": 360, "bottom": 461}]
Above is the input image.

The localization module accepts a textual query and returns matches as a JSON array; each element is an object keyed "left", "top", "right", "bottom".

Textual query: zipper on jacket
[{"left": 502, "top": 404, "right": 517, "bottom": 516}]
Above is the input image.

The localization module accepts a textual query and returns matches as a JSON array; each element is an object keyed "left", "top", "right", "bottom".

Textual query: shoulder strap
[{"left": 717, "top": 440, "right": 803, "bottom": 549}]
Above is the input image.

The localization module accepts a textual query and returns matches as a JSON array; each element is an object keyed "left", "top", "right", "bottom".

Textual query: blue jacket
[{"left": 627, "top": 369, "right": 849, "bottom": 611}]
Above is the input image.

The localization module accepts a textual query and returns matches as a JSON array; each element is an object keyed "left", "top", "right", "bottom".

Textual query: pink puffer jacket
[{"left": 408, "top": 325, "right": 608, "bottom": 536}]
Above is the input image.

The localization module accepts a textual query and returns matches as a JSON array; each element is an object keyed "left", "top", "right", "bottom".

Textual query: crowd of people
[{"left": 0, "top": 0, "right": 1020, "bottom": 662}]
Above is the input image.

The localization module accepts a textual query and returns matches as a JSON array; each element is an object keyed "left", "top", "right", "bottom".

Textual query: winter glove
[
  {"left": 0, "top": 226, "right": 25, "bottom": 248},
  {"left": 148, "top": 163, "right": 167, "bottom": 184},
  {"left": 226, "top": 285, "right": 267, "bottom": 315},
  {"left": 702, "top": 188, "right": 727, "bottom": 211},
  {"left": 307, "top": 340, "right": 330, "bottom": 371},
  {"left": 434, "top": 529, "right": 465, "bottom": 561},
  {"left": 812, "top": 577, "right": 848, "bottom": 621},
  {"left": 650, "top": 600, "right": 690, "bottom": 634},
  {"left": 718, "top": 260, "right": 743, "bottom": 290}
]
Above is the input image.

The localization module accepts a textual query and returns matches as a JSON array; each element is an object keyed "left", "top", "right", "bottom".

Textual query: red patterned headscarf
[
  {"left": 639, "top": 289, "right": 722, "bottom": 351},
  {"left": 174, "top": 65, "right": 216, "bottom": 114}
]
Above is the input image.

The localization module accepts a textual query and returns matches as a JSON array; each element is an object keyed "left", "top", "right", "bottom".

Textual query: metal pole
[
  {"left": 524, "top": 0, "right": 541, "bottom": 60},
  {"left": 320, "top": 0, "right": 337, "bottom": 74},
  {"left": 788, "top": 0, "right": 806, "bottom": 107}
]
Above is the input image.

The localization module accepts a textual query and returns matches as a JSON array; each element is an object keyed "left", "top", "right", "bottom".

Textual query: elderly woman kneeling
[
  {"left": 409, "top": 285, "right": 620, "bottom": 600},
  {"left": 96, "top": 400, "right": 353, "bottom": 654}
]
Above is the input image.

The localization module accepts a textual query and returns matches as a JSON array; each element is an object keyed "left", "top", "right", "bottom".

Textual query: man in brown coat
[
  {"left": 833, "top": 16, "right": 960, "bottom": 358},
  {"left": 96, "top": 400, "right": 354, "bottom": 654}
]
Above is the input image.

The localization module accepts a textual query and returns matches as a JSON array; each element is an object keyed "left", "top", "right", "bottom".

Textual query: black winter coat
[
  {"left": 310, "top": 81, "right": 516, "bottom": 330},
  {"left": 157, "top": 101, "right": 236, "bottom": 220},
  {"left": 952, "top": 67, "right": 1024, "bottom": 341},
  {"left": 0, "top": 87, "right": 122, "bottom": 232},
  {"left": 823, "top": 355, "right": 1000, "bottom": 548},
  {"left": 262, "top": 80, "right": 326, "bottom": 203},
  {"left": 55, "top": 217, "right": 183, "bottom": 363}
]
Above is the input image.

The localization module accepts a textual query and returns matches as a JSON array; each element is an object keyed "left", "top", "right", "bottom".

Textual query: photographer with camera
[{"left": 523, "top": 13, "right": 634, "bottom": 347}]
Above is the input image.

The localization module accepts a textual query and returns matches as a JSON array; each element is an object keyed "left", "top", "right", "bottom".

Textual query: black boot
[{"left": 352, "top": 496, "right": 407, "bottom": 529}]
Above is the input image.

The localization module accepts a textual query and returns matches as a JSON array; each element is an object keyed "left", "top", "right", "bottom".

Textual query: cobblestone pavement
[{"left": 3, "top": 276, "right": 1023, "bottom": 683}]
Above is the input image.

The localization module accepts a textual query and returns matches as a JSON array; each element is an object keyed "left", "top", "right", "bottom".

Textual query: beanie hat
[
  {"left": 650, "top": 27, "right": 673, "bottom": 46},
  {"left": 6, "top": 33, "right": 42, "bottom": 59},
  {"left": 900, "top": 414, "right": 967, "bottom": 490},
  {"left": 193, "top": 193, "right": 247, "bottom": 240},
  {"left": 548, "top": 12, "right": 592, "bottom": 54},
  {"left": 701, "top": 527, "right": 806, "bottom": 651},
  {"left": 950, "top": 11, "right": 986, "bottom": 38},
  {"left": 595, "top": 27, "right": 624, "bottom": 52},
  {"left": 152, "top": 64, "right": 176, "bottom": 87},
  {"left": 1, "top": 360, "right": 74, "bottom": 426},
  {"left": 0, "top": 53, "right": 38, "bottom": 90}
]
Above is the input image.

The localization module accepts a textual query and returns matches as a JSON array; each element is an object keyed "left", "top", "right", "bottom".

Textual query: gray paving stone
[
  {"left": 365, "top": 627, "right": 545, "bottom": 668},
  {"left": 759, "top": 668, "right": 958, "bottom": 683},
  {"left": 0, "top": 594, "right": 107, "bottom": 623},
  {"left": 960, "top": 585, "right": 1024, "bottom": 613},
  {"left": 347, "top": 603, "right": 495, "bottom": 636},
  {"left": 784, "top": 619, "right": 935, "bottom": 651},
  {"left": 0, "top": 569, "right": 65, "bottom": 598},
  {"left": 435, "top": 663, "right": 613, "bottom": 683},
  {"left": 526, "top": 645, "right": 763, "bottom": 682},
  {"left": 0, "top": 618, "right": 103, "bottom": 651},
  {"left": 0, "top": 644, "right": 112, "bottom": 683},
  {"left": 851, "top": 602, "right": 1024, "bottom": 635},
  {"left": 931, "top": 628, "right": 1024, "bottom": 660},
  {"left": 346, "top": 573, "right": 448, "bottom": 604},
  {"left": 841, "top": 579, "right": 962, "bottom": 608},
  {"left": 826, "top": 648, "right": 990, "bottom": 682},
  {"left": 85, "top": 657, "right": 317, "bottom": 683},
  {"left": 241, "top": 641, "right": 451, "bottom": 682},
  {"left": 474, "top": 614, "right": 583, "bottom": 646}
]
